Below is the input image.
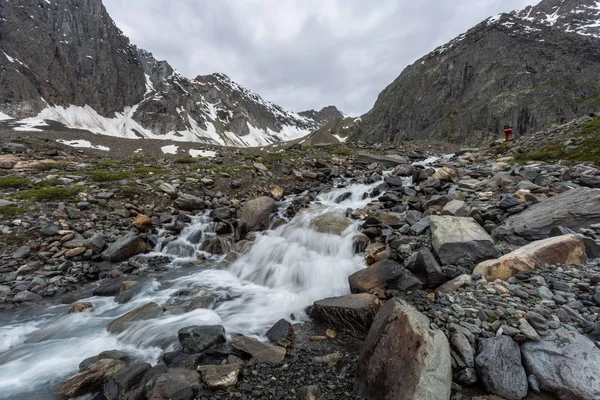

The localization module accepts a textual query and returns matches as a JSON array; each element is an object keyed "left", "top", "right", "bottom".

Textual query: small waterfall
[{"left": 0, "top": 175, "right": 388, "bottom": 399}]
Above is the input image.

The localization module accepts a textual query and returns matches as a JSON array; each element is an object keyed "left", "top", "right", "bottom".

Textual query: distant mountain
[
  {"left": 0, "top": 0, "right": 341, "bottom": 147},
  {"left": 351, "top": 0, "right": 600, "bottom": 144}
]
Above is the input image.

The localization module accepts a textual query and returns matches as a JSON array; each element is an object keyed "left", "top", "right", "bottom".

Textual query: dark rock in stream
[{"left": 178, "top": 325, "right": 226, "bottom": 354}]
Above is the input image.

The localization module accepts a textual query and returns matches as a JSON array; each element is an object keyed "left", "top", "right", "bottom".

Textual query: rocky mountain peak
[
  {"left": 0, "top": 0, "right": 336, "bottom": 147},
  {"left": 517, "top": 0, "right": 600, "bottom": 37}
]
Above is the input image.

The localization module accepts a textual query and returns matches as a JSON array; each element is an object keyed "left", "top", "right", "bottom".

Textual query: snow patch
[
  {"left": 2, "top": 51, "right": 15, "bottom": 63},
  {"left": 134, "top": 148, "right": 143, "bottom": 153},
  {"left": 487, "top": 14, "right": 502, "bottom": 25},
  {"left": 0, "top": 111, "right": 13, "bottom": 121},
  {"left": 189, "top": 149, "right": 216, "bottom": 158},
  {"left": 56, "top": 139, "right": 109, "bottom": 151},
  {"left": 332, "top": 134, "right": 348, "bottom": 143},
  {"left": 161, "top": 145, "right": 178, "bottom": 155}
]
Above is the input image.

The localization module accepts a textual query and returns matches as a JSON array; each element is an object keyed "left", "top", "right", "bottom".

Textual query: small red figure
[{"left": 503, "top": 125, "right": 513, "bottom": 142}]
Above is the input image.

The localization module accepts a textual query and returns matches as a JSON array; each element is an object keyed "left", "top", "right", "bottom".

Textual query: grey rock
[
  {"left": 57, "top": 359, "right": 125, "bottom": 398},
  {"left": 413, "top": 248, "right": 447, "bottom": 288},
  {"left": 265, "top": 319, "right": 294, "bottom": 342},
  {"left": 441, "top": 199, "right": 470, "bottom": 217},
  {"left": 178, "top": 325, "right": 226, "bottom": 354},
  {"left": 238, "top": 196, "right": 278, "bottom": 234},
  {"left": 499, "top": 195, "right": 523, "bottom": 210},
  {"left": 475, "top": 335, "right": 528, "bottom": 400},
  {"left": 309, "top": 293, "right": 380, "bottom": 339},
  {"left": 84, "top": 233, "right": 106, "bottom": 254},
  {"left": 13, "top": 290, "right": 41, "bottom": 302},
  {"left": 410, "top": 216, "right": 430, "bottom": 235},
  {"left": 106, "top": 303, "right": 162, "bottom": 334},
  {"left": 197, "top": 363, "right": 243, "bottom": 390},
  {"left": 2, "top": 143, "right": 27, "bottom": 153},
  {"left": 79, "top": 350, "right": 130, "bottom": 371},
  {"left": 103, "top": 363, "right": 151, "bottom": 400},
  {"left": 101, "top": 234, "right": 147, "bottom": 262},
  {"left": 522, "top": 328, "right": 600, "bottom": 400},
  {"left": 451, "top": 332, "right": 474, "bottom": 368},
  {"left": 493, "top": 188, "right": 600, "bottom": 244},
  {"left": 518, "top": 318, "right": 540, "bottom": 341},
  {"left": 40, "top": 225, "right": 59, "bottom": 236},
  {"left": 174, "top": 193, "right": 205, "bottom": 211},
  {"left": 430, "top": 216, "right": 500, "bottom": 265},
  {"left": 349, "top": 259, "right": 422, "bottom": 295},
  {"left": 231, "top": 335, "right": 286, "bottom": 365},
  {"left": 355, "top": 298, "right": 452, "bottom": 400},
  {"left": 12, "top": 246, "right": 30, "bottom": 259}
]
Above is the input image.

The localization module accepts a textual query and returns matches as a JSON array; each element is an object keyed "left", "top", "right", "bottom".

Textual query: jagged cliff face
[
  {"left": 352, "top": 0, "right": 600, "bottom": 144},
  {"left": 0, "top": 0, "right": 339, "bottom": 147},
  {"left": 0, "top": 0, "right": 144, "bottom": 118}
]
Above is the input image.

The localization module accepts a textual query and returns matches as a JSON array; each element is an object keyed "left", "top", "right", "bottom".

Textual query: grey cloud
[{"left": 104, "top": 0, "right": 534, "bottom": 116}]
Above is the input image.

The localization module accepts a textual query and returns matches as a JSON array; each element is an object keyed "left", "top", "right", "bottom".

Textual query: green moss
[
  {"left": 580, "top": 116, "right": 600, "bottom": 136},
  {"left": 130, "top": 155, "right": 147, "bottom": 163},
  {"left": 34, "top": 162, "right": 70, "bottom": 171},
  {"left": 15, "top": 185, "right": 84, "bottom": 201},
  {"left": 0, "top": 205, "right": 27, "bottom": 217},
  {"left": 98, "top": 160, "right": 124, "bottom": 168},
  {"left": 90, "top": 170, "right": 131, "bottom": 182},
  {"left": 173, "top": 158, "right": 197, "bottom": 164},
  {"left": 35, "top": 178, "right": 63, "bottom": 188},
  {"left": 332, "top": 147, "right": 352, "bottom": 156},
  {"left": 0, "top": 176, "right": 31, "bottom": 188}
]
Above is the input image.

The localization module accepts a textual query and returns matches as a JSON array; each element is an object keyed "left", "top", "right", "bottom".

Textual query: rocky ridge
[{"left": 352, "top": 0, "right": 600, "bottom": 145}]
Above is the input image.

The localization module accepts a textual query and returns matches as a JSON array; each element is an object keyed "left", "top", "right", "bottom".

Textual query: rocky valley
[{"left": 1, "top": 0, "right": 600, "bottom": 399}]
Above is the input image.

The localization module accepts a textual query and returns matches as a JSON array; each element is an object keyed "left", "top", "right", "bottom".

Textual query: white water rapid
[{"left": 0, "top": 177, "right": 392, "bottom": 399}]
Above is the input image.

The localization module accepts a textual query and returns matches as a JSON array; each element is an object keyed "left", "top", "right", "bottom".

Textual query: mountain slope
[
  {"left": 0, "top": 0, "right": 339, "bottom": 147},
  {"left": 352, "top": 0, "right": 600, "bottom": 144}
]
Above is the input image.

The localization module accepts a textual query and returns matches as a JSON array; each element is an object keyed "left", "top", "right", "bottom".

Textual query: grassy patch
[
  {"left": 579, "top": 116, "right": 600, "bottom": 136},
  {"left": 0, "top": 205, "right": 27, "bottom": 217},
  {"left": 90, "top": 170, "right": 131, "bottom": 182},
  {"left": 130, "top": 155, "right": 148, "bottom": 163},
  {"left": 35, "top": 178, "right": 63, "bottom": 188},
  {"left": 15, "top": 185, "right": 84, "bottom": 202},
  {"left": 173, "top": 158, "right": 197, "bottom": 164},
  {"left": 332, "top": 147, "right": 352, "bottom": 156},
  {"left": 0, "top": 176, "right": 31, "bottom": 188},
  {"left": 34, "top": 162, "right": 70, "bottom": 171}
]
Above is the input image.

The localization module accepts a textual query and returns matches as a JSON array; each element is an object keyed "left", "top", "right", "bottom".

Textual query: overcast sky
[{"left": 104, "top": 0, "right": 534, "bottom": 116}]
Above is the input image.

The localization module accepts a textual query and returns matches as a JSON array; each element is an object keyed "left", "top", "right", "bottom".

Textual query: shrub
[
  {"left": 0, "top": 176, "right": 31, "bottom": 188},
  {"left": 15, "top": 185, "right": 84, "bottom": 201},
  {"left": 0, "top": 205, "right": 27, "bottom": 217},
  {"left": 90, "top": 170, "right": 130, "bottom": 182},
  {"left": 34, "top": 162, "right": 70, "bottom": 171}
]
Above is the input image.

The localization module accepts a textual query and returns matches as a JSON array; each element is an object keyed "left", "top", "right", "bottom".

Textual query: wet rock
[
  {"left": 197, "top": 363, "right": 243, "bottom": 389},
  {"left": 224, "top": 240, "right": 252, "bottom": 263},
  {"left": 104, "top": 363, "right": 151, "bottom": 400},
  {"left": 101, "top": 234, "right": 147, "bottom": 262},
  {"left": 384, "top": 176, "right": 405, "bottom": 187},
  {"left": 144, "top": 368, "right": 199, "bottom": 400},
  {"left": 310, "top": 212, "right": 351, "bottom": 235},
  {"left": 266, "top": 319, "right": 294, "bottom": 342},
  {"left": 178, "top": 325, "right": 226, "bottom": 354},
  {"left": 57, "top": 359, "right": 125, "bottom": 398},
  {"left": 522, "top": 328, "right": 600, "bottom": 400},
  {"left": 475, "top": 335, "right": 528, "bottom": 400},
  {"left": 493, "top": 187, "right": 600, "bottom": 244},
  {"left": 430, "top": 216, "right": 499, "bottom": 265},
  {"left": 309, "top": 293, "right": 380, "bottom": 339},
  {"left": 93, "top": 281, "right": 122, "bottom": 297},
  {"left": 352, "top": 234, "right": 370, "bottom": 253},
  {"left": 238, "top": 196, "right": 278, "bottom": 234},
  {"left": 107, "top": 302, "right": 162, "bottom": 334},
  {"left": 13, "top": 290, "right": 41, "bottom": 302},
  {"left": 349, "top": 259, "right": 422, "bottom": 296},
  {"left": 231, "top": 335, "right": 286, "bottom": 365},
  {"left": 474, "top": 234, "right": 587, "bottom": 281},
  {"left": 413, "top": 248, "right": 447, "bottom": 289},
  {"left": 174, "top": 193, "right": 205, "bottom": 211},
  {"left": 356, "top": 298, "right": 452, "bottom": 400},
  {"left": 70, "top": 302, "right": 94, "bottom": 313},
  {"left": 364, "top": 242, "right": 392, "bottom": 265}
]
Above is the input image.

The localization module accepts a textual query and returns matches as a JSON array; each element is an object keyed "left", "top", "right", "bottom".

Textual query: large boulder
[
  {"left": 348, "top": 259, "right": 422, "bottom": 297},
  {"left": 238, "top": 196, "right": 278, "bottom": 234},
  {"left": 101, "top": 234, "right": 147, "bottom": 262},
  {"left": 356, "top": 298, "right": 452, "bottom": 400},
  {"left": 198, "top": 363, "right": 243, "bottom": 389},
  {"left": 521, "top": 328, "right": 600, "bottom": 400},
  {"left": 178, "top": 325, "right": 226, "bottom": 353},
  {"left": 310, "top": 212, "right": 352, "bottom": 235},
  {"left": 107, "top": 303, "right": 162, "bottom": 334},
  {"left": 475, "top": 336, "right": 528, "bottom": 400},
  {"left": 143, "top": 368, "right": 199, "bottom": 400},
  {"left": 308, "top": 293, "right": 381, "bottom": 339},
  {"left": 57, "top": 359, "right": 125, "bottom": 398},
  {"left": 493, "top": 188, "right": 600, "bottom": 244},
  {"left": 430, "top": 216, "right": 499, "bottom": 265},
  {"left": 474, "top": 234, "right": 587, "bottom": 281}
]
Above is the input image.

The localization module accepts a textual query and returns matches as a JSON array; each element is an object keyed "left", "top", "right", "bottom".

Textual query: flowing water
[{"left": 0, "top": 176, "right": 397, "bottom": 399}]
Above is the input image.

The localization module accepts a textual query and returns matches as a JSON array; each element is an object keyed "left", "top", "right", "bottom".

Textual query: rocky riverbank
[{"left": 0, "top": 123, "right": 599, "bottom": 399}]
